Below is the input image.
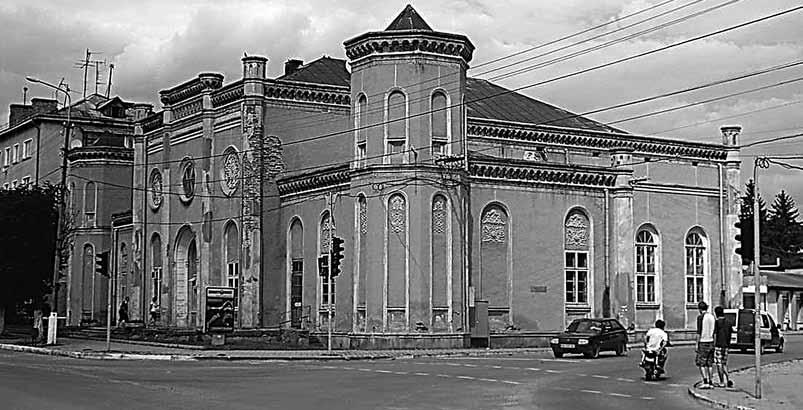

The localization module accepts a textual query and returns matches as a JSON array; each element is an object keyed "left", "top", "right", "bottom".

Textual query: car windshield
[{"left": 567, "top": 320, "right": 603, "bottom": 333}]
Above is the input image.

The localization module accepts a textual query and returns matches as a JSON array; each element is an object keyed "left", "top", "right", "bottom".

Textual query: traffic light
[
  {"left": 318, "top": 254, "right": 329, "bottom": 277},
  {"left": 95, "top": 251, "right": 110, "bottom": 277},
  {"left": 734, "top": 219, "right": 754, "bottom": 265},
  {"left": 330, "top": 236, "right": 345, "bottom": 278}
]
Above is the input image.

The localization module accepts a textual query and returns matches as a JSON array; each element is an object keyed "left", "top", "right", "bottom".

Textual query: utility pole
[
  {"left": 753, "top": 156, "right": 770, "bottom": 399},
  {"left": 327, "top": 191, "right": 334, "bottom": 352}
]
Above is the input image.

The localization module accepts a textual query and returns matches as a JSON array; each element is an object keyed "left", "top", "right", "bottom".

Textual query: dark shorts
[
  {"left": 696, "top": 342, "right": 714, "bottom": 367},
  {"left": 714, "top": 346, "right": 728, "bottom": 366}
]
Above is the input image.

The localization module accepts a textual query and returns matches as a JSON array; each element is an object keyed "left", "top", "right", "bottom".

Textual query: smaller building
[
  {"left": 745, "top": 270, "right": 803, "bottom": 330},
  {"left": 1, "top": 93, "right": 151, "bottom": 325}
]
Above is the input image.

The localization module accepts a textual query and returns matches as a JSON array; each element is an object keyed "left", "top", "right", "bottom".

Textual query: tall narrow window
[
  {"left": 187, "top": 239, "right": 198, "bottom": 323},
  {"left": 355, "top": 95, "right": 367, "bottom": 168},
  {"left": 480, "top": 205, "right": 510, "bottom": 331},
  {"left": 84, "top": 182, "right": 96, "bottom": 227},
  {"left": 289, "top": 218, "right": 303, "bottom": 328},
  {"left": 356, "top": 195, "right": 367, "bottom": 331},
  {"left": 12, "top": 144, "right": 19, "bottom": 163},
  {"left": 565, "top": 210, "right": 590, "bottom": 305},
  {"left": 387, "top": 194, "right": 407, "bottom": 331},
  {"left": 431, "top": 195, "right": 449, "bottom": 331},
  {"left": 635, "top": 229, "right": 658, "bottom": 304},
  {"left": 81, "top": 244, "right": 94, "bottom": 319},
  {"left": 685, "top": 231, "right": 706, "bottom": 304},
  {"left": 119, "top": 243, "right": 128, "bottom": 303},
  {"left": 3, "top": 147, "right": 9, "bottom": 166},
  {"left": 431, "top": 91, "right": 448, "bottom": 158},
  {"left": 224, "top": 222, "right": 240, "bottom": 311},
  {"left": 151, "top": 234, "right": 163, "bottom": 307},
  {"left": 22, "top": 139, "right": 33, "bottom": 159},
  {"left": 386, "top": 91, "right": 407, "bottom": 164}
]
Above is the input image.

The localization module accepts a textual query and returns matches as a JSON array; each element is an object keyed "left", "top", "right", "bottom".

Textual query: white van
[{"left": 723, "top": 308, "right": 784, "bottom": 353}]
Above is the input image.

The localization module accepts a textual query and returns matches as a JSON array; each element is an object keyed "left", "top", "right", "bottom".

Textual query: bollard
[{"left": 47, "top": 312, "right": 58, "bottom": 345}]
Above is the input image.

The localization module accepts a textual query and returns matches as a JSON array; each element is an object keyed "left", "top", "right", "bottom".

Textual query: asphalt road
[{"left": 1, "top": 335, "right": 801, "bottom": 410}]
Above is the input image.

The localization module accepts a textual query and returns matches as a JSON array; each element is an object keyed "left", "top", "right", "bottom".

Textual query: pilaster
[
  {"left": 609, "top": 148, "right": 635, "bottom": 327},
  {"left": 722, "top": 125, "right": 743, "bottom": 307}
]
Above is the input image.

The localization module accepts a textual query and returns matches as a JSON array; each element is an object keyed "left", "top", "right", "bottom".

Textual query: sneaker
[
  {"left": 699, "top": 383, "right": 712, "bottom": 390},
  {"left": 727, "top": 380, "right": 734, "bottom": 388}
]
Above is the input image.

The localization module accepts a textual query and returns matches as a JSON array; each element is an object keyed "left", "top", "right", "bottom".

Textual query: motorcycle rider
[{"left": 644, "top": 319, "right": 669, "bottom": 373}]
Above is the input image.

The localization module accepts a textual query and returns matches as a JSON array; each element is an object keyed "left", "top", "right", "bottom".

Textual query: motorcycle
[{"left": 640, "top": 347, "right": 667, "bottom": 381}]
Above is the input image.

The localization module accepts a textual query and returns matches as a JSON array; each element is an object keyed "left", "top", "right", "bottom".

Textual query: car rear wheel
[
  {"left": 584, "top": 343, "right": 600, "bottom": 359},
  {"left": 615, "top": 342, "right": 626, "bottom": 356},
  {"left": 552, "top": 349, "right": 564, "bottom": 358}
]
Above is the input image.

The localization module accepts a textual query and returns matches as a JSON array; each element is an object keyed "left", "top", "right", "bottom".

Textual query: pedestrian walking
[
  {"left": 118, "top": 297, "right": 129, "bottom": 328},
  {"left": 149, "top": 296, "right": 160, "bottom": 325},
  {"left": 713, "top": 306, "right": 733, "bottom": 388},
  {"left": 696, "top": 301, "right": 716, "bottom": 389}
]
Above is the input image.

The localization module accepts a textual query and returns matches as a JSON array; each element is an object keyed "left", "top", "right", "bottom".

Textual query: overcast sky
[{"left": 2, "top": 0, "right": 802, "bottom": 208}]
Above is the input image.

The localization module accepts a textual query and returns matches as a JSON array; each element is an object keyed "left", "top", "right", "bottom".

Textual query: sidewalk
[{"left": 688, "top": 359, "right": 803, "bottom": 410}]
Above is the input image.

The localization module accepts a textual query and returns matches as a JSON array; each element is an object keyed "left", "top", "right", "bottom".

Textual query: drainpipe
[
  {"left": 34, "top": 123, "right": 41, "bottom": 184},
  {"left": 604, "top": 187, "right": 610, "bottom": 317}
]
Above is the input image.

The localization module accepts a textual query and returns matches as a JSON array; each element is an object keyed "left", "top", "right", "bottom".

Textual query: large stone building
[
  {"left": 122, "top": 6, "right": 743, "bottom": 347},
  {"left": 1, "top": 93, "right": 151, "bottom": 325}
]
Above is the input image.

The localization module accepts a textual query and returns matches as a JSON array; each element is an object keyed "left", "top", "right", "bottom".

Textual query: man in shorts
[
  {"left": 713, "top": 306, "right": 733, "bottom": 388},
  {"left": 696, "top": 301, "right": 716, "bottom": 388}
]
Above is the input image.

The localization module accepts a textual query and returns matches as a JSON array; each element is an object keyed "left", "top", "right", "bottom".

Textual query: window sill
[
  {"left": 636, "top": 303, "right": 660, "bottom": 310},
  {"left": 565, "top": 304, "right": 591, "bottom": 314},
  {"left": 686, "top": 303, "right": 703, "bottom": 309}
]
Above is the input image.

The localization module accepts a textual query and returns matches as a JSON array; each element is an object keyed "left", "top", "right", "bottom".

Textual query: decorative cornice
[
  {"left": 172, "top": 98, "right": 203, "bottom": 121},
  {"left": 345, "top": 31, "right": 474, "bottom": 63},
  {"left": 141, "top": 112, "right": 164, "bottom": 133},
  {"left": 468, "top": 118, "right": 729, "bottom": 161},
  {"left": 212, "top": 80, "right": 244, "bottom": 107},
  {"left": 67, "top": 146, "right": 134, "bottom": 163},
  {"left": 159, "top": 73, "right": 224, "bottom": 106},
  {"left": 278, "top": 165, "right": 351, "bottom": 196},
  {"left": 469, "top": 156, "right": 620, "bottom": 188},
  {"left": 265, "top": 79, "right": 351, "bottom": 106}
]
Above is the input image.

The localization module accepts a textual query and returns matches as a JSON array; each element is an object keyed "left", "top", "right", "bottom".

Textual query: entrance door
[
  {"left": 187, "top": 239, "right": 198, "bottom": 327},
  {"left": 290, "top": 259, "right": 303, "bottom": 328}
]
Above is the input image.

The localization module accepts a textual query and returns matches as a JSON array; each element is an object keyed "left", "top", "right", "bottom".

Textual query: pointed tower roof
[{"left": 386, "top": 5, "right": 433, "bottom": 31}]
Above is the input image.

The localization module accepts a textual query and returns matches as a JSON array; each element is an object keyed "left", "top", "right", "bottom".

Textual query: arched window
[
  {"left": 320, "top": 211, "right": 334, "bottom": 308},
  {"left": 387, "top": 193, "right": 408, "bottom": 330},
  {"left": 81, "top": 244, "right": 94, "bottom": 316},
  {"left": 635, "top": 228, "right": 659, "bottom": 304},
  {"left": 565, "top": 210, "right": 590, "bottom": 305},
  {"left": 386, "top": 90, "right": 407, "bottom": 164},
  {"left": 150, "top": 234, "right": 163, "bottom": 305},
  {"left": 431, "top": 91, "right": 448, "bottom": 157},
  {"left": 356, "top": 195, "right": 367, "bottom": 330},
  {"left": 289, "top": 218, "right": 303, "bottom": 328},
  {"left": 480, "top": 204, "right": 510, "bottom": 330},
  {"left": 180, "top": 159, "right": 196, "bottom": 202},
  {"left": 685, "top": 231, "right": 706, "bottom": 304},
  {"left": 224, "top": 222, "right": 240, "bottom": 309},
  {"left": 84, "top": 181, "right": 96, "bottom": 226},
  {"left": 431, "top": 195, "right": 449, "bottom": 330},
  {"left": 355, "top": 95, "right": 367, "bottom": 168}
]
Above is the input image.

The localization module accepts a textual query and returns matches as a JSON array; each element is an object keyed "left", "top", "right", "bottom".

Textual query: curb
[
  {"left": 687, "top": 387, "right": 755, "bottom": 410},
  {"left": 0, "top": 343, "right": 197, "bottom": 361}
]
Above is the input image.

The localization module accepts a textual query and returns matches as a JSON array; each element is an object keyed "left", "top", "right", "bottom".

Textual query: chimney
[
  {"left": 284, "top": 59, "right": 303, "bottom": 76},
  {"left": 31, "top": 98, "right": 58, "bottom": 114},
  {"left": 9, "top": 104, "right": 35, "bottom": 128},
  {"left": 129, "top": 103, "right": 154, "bottom": 121},
  {"left": 720, "top": 125, "right": 741, "bottom": 147}
]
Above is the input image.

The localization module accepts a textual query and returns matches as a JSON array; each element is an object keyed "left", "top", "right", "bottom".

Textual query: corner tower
[{"left": 344, "top": 5, "right": 474, "bottom": 165}]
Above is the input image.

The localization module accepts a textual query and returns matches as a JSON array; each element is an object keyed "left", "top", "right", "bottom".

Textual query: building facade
[
  {"left": 1, "top": 93, "right": 151, "bottom": 325},
  {"left": 124, "top": 6, "right": 743, "bottom": 347}
]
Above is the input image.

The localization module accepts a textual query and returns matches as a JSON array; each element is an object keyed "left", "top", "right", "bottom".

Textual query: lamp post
[
  {"left": 752, "top": 156, "right": 770, "bottom": 398},
  {"left": 26, "top": 76, "right": 71, "bottom": 326}
]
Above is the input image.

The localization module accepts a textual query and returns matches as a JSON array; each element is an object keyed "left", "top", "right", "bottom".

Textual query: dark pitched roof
[
  {"left": 465, "top": 78, "right": 623, "bottom": 133},
  {"left": 386, "top": 5, "right": 433, "bottom": 31},
  {"left": 277, "top": 57, "right": 350, "bottom": 87},
  {"left": 763, "top": 272, "right": 803, "bottom": 289}
]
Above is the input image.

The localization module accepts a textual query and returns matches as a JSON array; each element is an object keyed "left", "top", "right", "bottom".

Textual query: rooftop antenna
[
  {"left": 105, "top": 63, "right": 115, "bottom": 98},
  {"left": 23, "top": 86, "right": 28, "bottom": 105},
  {"left": 74, "top": 49, "right": 104, "bottom": 99},
  {"left": 94, "top": 58, "right": 107, "bottom": 96}
]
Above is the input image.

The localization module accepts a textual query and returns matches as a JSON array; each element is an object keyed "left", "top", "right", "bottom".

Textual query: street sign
[{"left": 205, "top": 286, "right": 235, "bottom": 333}]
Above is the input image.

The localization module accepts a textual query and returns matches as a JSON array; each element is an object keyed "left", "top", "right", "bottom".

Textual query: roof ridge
[{"left": 386, "top": 4, "right": 433, "bottom": 31}]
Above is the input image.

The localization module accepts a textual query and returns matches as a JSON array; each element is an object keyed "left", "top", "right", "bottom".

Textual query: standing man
[
  {"left": 713, "top": 306, "right": 733, "bottom": 388},
  {"left": 696, "top": 301, "right": 716, "bottom": 388}
]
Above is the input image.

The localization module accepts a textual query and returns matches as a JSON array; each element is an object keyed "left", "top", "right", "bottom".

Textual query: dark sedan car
[{"left": 549, "top": 318, "right": 628, "bottom": 358}]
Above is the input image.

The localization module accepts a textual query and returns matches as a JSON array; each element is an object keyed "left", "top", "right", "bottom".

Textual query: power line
[{"left": 649, "top": 99, "right": 803, "bottom": 135}]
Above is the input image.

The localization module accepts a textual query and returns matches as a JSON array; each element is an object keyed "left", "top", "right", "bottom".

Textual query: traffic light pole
[
  {"left": 327, "top": 191, "right": 334, "bottom": 352},
  {"left": 753, "top": 157, "right": 769, "bottom": 399}
]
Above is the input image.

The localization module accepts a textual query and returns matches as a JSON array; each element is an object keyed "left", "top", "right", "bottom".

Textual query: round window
[{"left": 219, "top": 147, "right": 240, "bottom": 197}]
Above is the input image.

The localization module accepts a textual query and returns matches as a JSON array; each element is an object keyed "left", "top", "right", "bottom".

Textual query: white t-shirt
[
  {"left": 699, "top": 312, "right": 716, "bottom": 343},
  {"left": 645, "top": 328, "right": 668, "bottom": 351}
]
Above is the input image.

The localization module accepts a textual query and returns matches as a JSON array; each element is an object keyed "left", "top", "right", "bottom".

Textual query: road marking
[
  {"left": 457, "top": 376, "right": 476, "bottom": 380},
  {"left": 591, "top": 375, "right": 609, "bottom": 379},
  {"left": 374, "top": 370, "right": 393, "bottom": 373},
  {"left": 391, "top": 371, "right": 408, "bottom": 375},
  {"left": 341, "top": 366, "right": 354, "bottom": 370},
  {"left": 581, "top": 389, "right": 602, "bottom": 394},
  {"left": 478, "top": 378, "right": 500, "bottom": 383},
  {"left": 501, "top": 380, "right": 521, "bottom": 385},
  {"left": 463, "top": 364, "right": 477, "bottom": 367},
  {"left": 490, "top": 365, "right": 503, "bottom": 369},
  {"left": 617, "top": 377, "right": 635, "bottom": 382},
  {"left": 608, "top": 393, "right": 632, "bottom": 398},
  {"left": 357, "top": 368, "right": 372, "bottom": 372},
  {"left": 545, "top": 369, "right": 561, "bottom": 373},
  {"left": 526, "top": 367, "right": 541, "bottom": 371},
  {"left": 640, "top": 397, "right": 655, "bottom": 400},
  {"left": 437, "top": 374, "right": 451, "bottom": 378},
  {"left": 668, "top": 383, "right": 684, "bottom": 387},
  {"left": 414, "top": 372, "right": 429, "bottom": 376},
  {"left": 540, "top": 358, "right": 580, "bottom": 363}
]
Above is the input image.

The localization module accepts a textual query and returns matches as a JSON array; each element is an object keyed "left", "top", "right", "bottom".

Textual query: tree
[
  {"left": 736, "top": 180, "right": 770, "bottom": 265},
  {"left": 766, "top": 190, "right": 803, "bottom": 268},
  {"left": 0, "top": 184, "right": 59, "bottom": 335}
]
